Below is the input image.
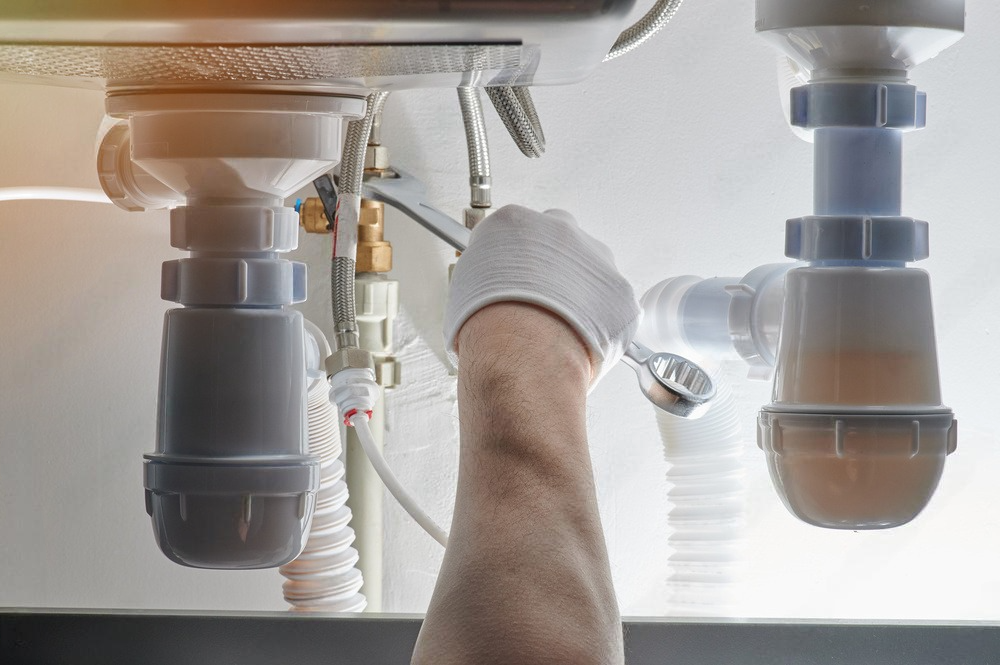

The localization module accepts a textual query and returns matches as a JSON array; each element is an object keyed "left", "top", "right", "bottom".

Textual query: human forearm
[
  {"left": 415, "top": 206, "right": 638, "bottom": 665},
  {"left": 412, "top": 303, "right": 623, "bottom": 665}
]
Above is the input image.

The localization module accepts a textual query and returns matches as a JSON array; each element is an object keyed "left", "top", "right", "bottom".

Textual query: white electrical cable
[
  {"left": 0, "top": 187, "right": 111, "bottom": 204},
  {"left": 349, "top": 413, "right": 449, "bottom": 547}
]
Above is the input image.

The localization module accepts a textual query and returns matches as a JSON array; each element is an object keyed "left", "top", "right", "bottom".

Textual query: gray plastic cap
[
  {"left": 144, "top": 456, "right": 319, "bottom": 569},
  {"left": 150, "top": 307, "right": 315, "bottom": 569},
  {"left": 758, "top": 408, "right": 956, "bottom": 529}
]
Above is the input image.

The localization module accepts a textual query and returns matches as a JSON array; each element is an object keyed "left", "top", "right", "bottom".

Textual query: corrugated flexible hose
[
  {"left": 655, "top": 374, "right": 747, "bottom": 616},
  {"left": 279, "top": 376, "right": 367, "bottom": 612}
]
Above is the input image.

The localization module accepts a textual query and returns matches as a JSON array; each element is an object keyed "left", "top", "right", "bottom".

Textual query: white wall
[{"left": 3, "top": 0, "right": 1000, "bottom": 619}]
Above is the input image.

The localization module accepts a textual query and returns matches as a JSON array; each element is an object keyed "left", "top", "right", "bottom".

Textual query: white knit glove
[{"left": 444, "top": 205, "right": 641, "bottom": 385}]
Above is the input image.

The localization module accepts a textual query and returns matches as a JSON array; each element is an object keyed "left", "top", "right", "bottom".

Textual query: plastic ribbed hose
[
  {"left": 485, "top": 85, "right": 545, "bottom": 159},
  {"left": 279, "top": 377, "right": 366, "bottom": 612},
  {"left": 333, "top": 91, "right": 389, "bottom": 350},
  {"left": 605, "top": 0, "right": 685, "bottom": 62},
  {"left": 655, "top": 375, "right": 746, "bottom": 616},
  {"left": 457, "top": 85, "right": 492, "bottom": 208}
]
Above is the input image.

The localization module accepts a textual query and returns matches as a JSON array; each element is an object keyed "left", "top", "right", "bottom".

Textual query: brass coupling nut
[
  {"left": 358, "top": 199, "right": 393, "bottom": 273},
  {"left": 298, "top": 197, "right": 392, "bottom": 272},
  {"left": 299, "top": 197, "right": 330, "bottom": 234}
]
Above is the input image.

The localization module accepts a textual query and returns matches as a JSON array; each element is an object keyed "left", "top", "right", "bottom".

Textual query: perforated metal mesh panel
[{"left": 0, "top": 43, "right": 523, "bottom": 87}]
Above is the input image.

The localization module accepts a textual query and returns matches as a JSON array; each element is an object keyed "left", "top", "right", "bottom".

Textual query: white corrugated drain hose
[
  {"left": 655, "top": 375, "right": 746, "bottom": 616},
  {"left": 279, "top": 375, "right": 367, "bottom": 612}
]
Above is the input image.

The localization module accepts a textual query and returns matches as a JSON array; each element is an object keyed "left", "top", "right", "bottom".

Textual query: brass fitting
[
  {"left": 298, "top": 196, "right": 392, "bottom": 272},
  {"left": 357, "top": 199, "right": 393, "bottom": 273},
  {"left": 299, "top": 197, "right": 330, "bottom": 234}
]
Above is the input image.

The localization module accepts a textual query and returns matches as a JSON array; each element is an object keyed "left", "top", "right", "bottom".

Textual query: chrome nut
[
  {"left": 364, "top": 145, "right": 390, "bottom": 172},
  {"left": 325, "top": 347, "right": 375, "bottom": 377}
]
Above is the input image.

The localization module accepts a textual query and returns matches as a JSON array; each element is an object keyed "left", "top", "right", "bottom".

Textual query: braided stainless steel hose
[
  {"left": 605, "top": 0, "right": 685, "bottom": 62},
  {"left": 331, "top": 258, "right": 360, "bottom": 350},
  {"left": 512, "top": 86, "right": 545, "bottom": 147},
  {"left": 484, "top": 1, "right": 683, "bottom": 158},
  {"left": 333, "top": 91, "right": 389, "bottom": 350},
  {"left": 485, "top": 85, "right": 545, "bottom": 159},
  {"left": 340, "top": 92, "right": 389, "bottom": 198},
  {"left": 457, "top": 84, "right": 492, "bottom": 208}
]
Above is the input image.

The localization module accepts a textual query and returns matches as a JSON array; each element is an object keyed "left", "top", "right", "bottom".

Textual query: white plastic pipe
[
  {"left": 814, "top": 127, "right": 903, "bottom": 217},
  {"left": 350, "top": 413, "right": 449, "bottom": 548},
  {"left": 777, "top": 56, "right": 813, "bottom": 144},
  {"left": 303, "top": 318, "right": 332, "bottom": 360},
  {"left": 0, "top": 187, "right": 110, "bottom": 204},
  {"left": 344, "top": 274, "right": 400, "bottom": 612},
  {"left": 344, "top": 389, "right": 386, "bottom": 612},
  {"left": 640, "top": 265, "right": 791, "bottom": 377}
]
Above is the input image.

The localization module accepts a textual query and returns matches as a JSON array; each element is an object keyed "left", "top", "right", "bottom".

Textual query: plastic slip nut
[{"left": 161, "top": 258, "right": 306, "bottom": 305}]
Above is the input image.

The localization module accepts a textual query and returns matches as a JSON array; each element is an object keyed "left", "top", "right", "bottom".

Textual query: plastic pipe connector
[
  {"left": 97, "top": 122, "right": 183, "bottom": 212},
  {"left": 639, "top": 264, "right": 791, "bottom": 378},
  {"left": 814, "top": 128, "right": 902, "bottom": 217}
]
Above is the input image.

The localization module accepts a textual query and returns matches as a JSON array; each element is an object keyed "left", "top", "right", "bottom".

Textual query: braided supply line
[
  {"left": 457, "top": 84, "right": 492, "bottom": 207},
  {"left": 606, "top": 0, "right": 686, "bottom": 62},
  {"left": 332, "top": 91, "right": 389, "bottom": 350}
]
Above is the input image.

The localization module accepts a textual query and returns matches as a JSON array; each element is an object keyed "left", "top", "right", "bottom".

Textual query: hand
[{"left": 444, "top": 205, "right": 640, "bottom": 386}]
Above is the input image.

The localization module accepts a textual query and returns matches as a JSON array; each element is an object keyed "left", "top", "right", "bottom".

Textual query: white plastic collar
[{"left": 329, "top": 367, "right": 380, "bottom": 425}]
